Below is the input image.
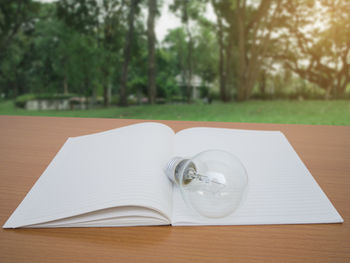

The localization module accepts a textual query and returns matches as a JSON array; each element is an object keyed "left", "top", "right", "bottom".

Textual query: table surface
[{"left": 0, "top": 115, "right": 349, "bottom": 262}]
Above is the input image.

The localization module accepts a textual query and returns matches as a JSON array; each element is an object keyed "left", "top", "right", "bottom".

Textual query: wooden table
[{"left": 0, "top": 116, "right": 349, "bottom": 262}]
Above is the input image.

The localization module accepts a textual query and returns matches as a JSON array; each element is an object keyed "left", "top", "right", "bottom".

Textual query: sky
[{"left": 39, "top": 0, "right": 216, "bottom": 41}]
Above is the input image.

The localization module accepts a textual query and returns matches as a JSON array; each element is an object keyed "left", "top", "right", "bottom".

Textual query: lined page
[
  {"left": 172, "top": 127, "right": 343, "bottom": 226},
  {"left": 4, "top": 123, "right": 174, "bottom": 228}
]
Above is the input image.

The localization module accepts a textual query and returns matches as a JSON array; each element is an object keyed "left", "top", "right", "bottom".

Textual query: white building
[{"left": 175, "top": 74, "right": 204, "bottom": 99}]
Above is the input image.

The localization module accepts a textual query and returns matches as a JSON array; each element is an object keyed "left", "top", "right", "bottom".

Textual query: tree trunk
[
  {"left": 182, "top": 2, "right": 193, "bottom": 103},
  {"left": 217, "top": 15, "right": 227, "bottom": 102},
  {"left": 63, "top": 75, "right": 68, "bottom": 95},
  {"left": 259, "top": 71, "right": 266, "bottom": 95},
  {"left": 88, "top": 77, "right": 96, "bottom": 108},
  {"left": 147, "top": 0, "right": 157, "bottom": 104},
  {"left": 119, "top": 0, "right": 139, "bottom": 106},
  {"left": 102, "top": 56, "right": 110, "bottom": 106},
  {"left": 12, "top": 81, "right": 18, "bottom": 98},
  {"left": 235, "top": 0, "right": 278, "bottom": 101},
  {"left": 186, "top": 34, "right": 193, "bottom": 103},
  {"left": 236, "top": 6, "right": 247, "bottom": 101},
  {"left": 103, "top": 76, "right": 110, "bottom": 107},
  {"left": 224, "top": 33, "right": 234, "bottom": 101}
]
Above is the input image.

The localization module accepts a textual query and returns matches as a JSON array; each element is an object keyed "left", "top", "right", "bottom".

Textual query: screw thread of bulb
[{"left": 164, "top": 157, "right": 185, "bottom": 184}]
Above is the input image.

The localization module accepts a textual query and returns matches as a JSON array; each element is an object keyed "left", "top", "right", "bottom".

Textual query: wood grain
[{"left": 0, "top": 115, "right": 349, "bottom": 262}]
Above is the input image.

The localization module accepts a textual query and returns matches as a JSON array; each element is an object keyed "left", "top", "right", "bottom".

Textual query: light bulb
[{"left": 165, "top": 150, "right": 248, "bottom": 218}]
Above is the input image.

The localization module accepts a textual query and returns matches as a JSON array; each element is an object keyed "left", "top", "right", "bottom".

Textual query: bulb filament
[{"left": 184, "top": 167, "right": 225, "bottom": 187}]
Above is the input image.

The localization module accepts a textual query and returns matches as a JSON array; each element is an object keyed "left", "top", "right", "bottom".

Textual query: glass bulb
[{"left": 165, "top": 150, "right": 248, "bottom": 218}]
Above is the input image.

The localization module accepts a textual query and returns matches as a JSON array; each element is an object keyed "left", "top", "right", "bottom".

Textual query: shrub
[
  {"left": 209, "top": 90, "right": 220, "bottom": 101},
  {"left": 15, "top": 93, "right": 78, "bottom": 108},
  {"left": 15, "top": 94, "right": 36, "bottom": 108},
  {"left": 111, "top": 94, "right": 120, "bottom": 105},
  {"left": 127, "top": 95, "right": 138, "bottom": 105}
]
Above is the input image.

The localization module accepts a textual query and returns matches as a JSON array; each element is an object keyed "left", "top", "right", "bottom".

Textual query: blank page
[
  {"left": 29, "top": 206, "right": 169, "bottom": 228},
  {"left": 172, "top": 127, "right": 343, "bottom": 225},
  {"left": 4, "top": 123, "right": 174, "bottom": 228}
]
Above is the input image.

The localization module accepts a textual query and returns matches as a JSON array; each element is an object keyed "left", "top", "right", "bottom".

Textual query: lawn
[{"left": 0, "top": 100, "right": 349, "bottom": 125}]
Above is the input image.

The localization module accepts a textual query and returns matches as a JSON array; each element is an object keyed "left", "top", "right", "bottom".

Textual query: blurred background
[{"left": 0, "top": 0, "right": 349, "bottom": 125}]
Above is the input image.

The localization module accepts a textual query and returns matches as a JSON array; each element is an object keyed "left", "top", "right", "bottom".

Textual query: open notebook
[{"left": 4, "top": 122, "right": 343, "bottom": 228}]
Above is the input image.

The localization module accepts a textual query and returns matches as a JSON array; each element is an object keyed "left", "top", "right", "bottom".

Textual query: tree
[
  {"left": 147, "top": 0, "right": 157, "bottom": 104},
  {"left": 0, "top": 0, "right": 40, "bottom": 97},
  {"left": 163, "top": 28, "right": 188, "bottom": 99},
  {"left": 99, "top": 0, "right": 125, "bottom": 106},
  {"left": 212, "top": 0, "right": 283, "bottom": 101},
  {"left": 119, "top": 0, "right": 141, "bottom": 106},
  {"left": 235, "top": 0, "right": 283, "bottom": 101},
  {"left": 56, "top": 0, "right": 99, "bottom": 35},
  {"left": 32, "top": 14, "right": 102, "bottom": 96},
  {"left": 273, "top": 0, "right": 350, "bottom": 99},
  {"left": 212, "top": 0, "right": 233, "bottom": 102},
  {"left": 57, "top": 0, "right": 129, "bottom": 105},
  {"left": 0, "top": 32, "right": 32, "bottom": 97},
  {"left": 193, "top": 17, "right": 218, "bottom": 87},
  {"left": 0, "top": 0, "right": 39, "bottom": 57},
  {"left": 56, "top": 0, "right": 101, "bottom": 103},
  {"left": 170, "top": 0, "right": 205, "bottom": 102}
]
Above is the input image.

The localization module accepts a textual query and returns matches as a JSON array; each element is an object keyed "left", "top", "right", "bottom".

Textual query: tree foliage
[
  {"left": 0, "top": 0, "right": 349, "bottom": 104},
  {"left": 272, "top": 0, "right": 350, "bottom": 98}
]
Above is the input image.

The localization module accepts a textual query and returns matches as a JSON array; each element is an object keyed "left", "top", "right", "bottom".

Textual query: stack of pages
[{"left": 4, "top": 122, "right": 343, "bottom": 228}]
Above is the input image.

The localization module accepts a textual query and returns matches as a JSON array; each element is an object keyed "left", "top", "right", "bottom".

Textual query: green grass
[{"left": 0, "top": 100, "right": 349, "bottom": 125}]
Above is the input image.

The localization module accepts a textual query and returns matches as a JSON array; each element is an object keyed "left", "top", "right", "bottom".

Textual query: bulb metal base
[
  {"left": 165, "top": 157, "right": 185, "bottom": 184},
  {"left": 165, "top": 157, "right": 198, "bottom": 185}
]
